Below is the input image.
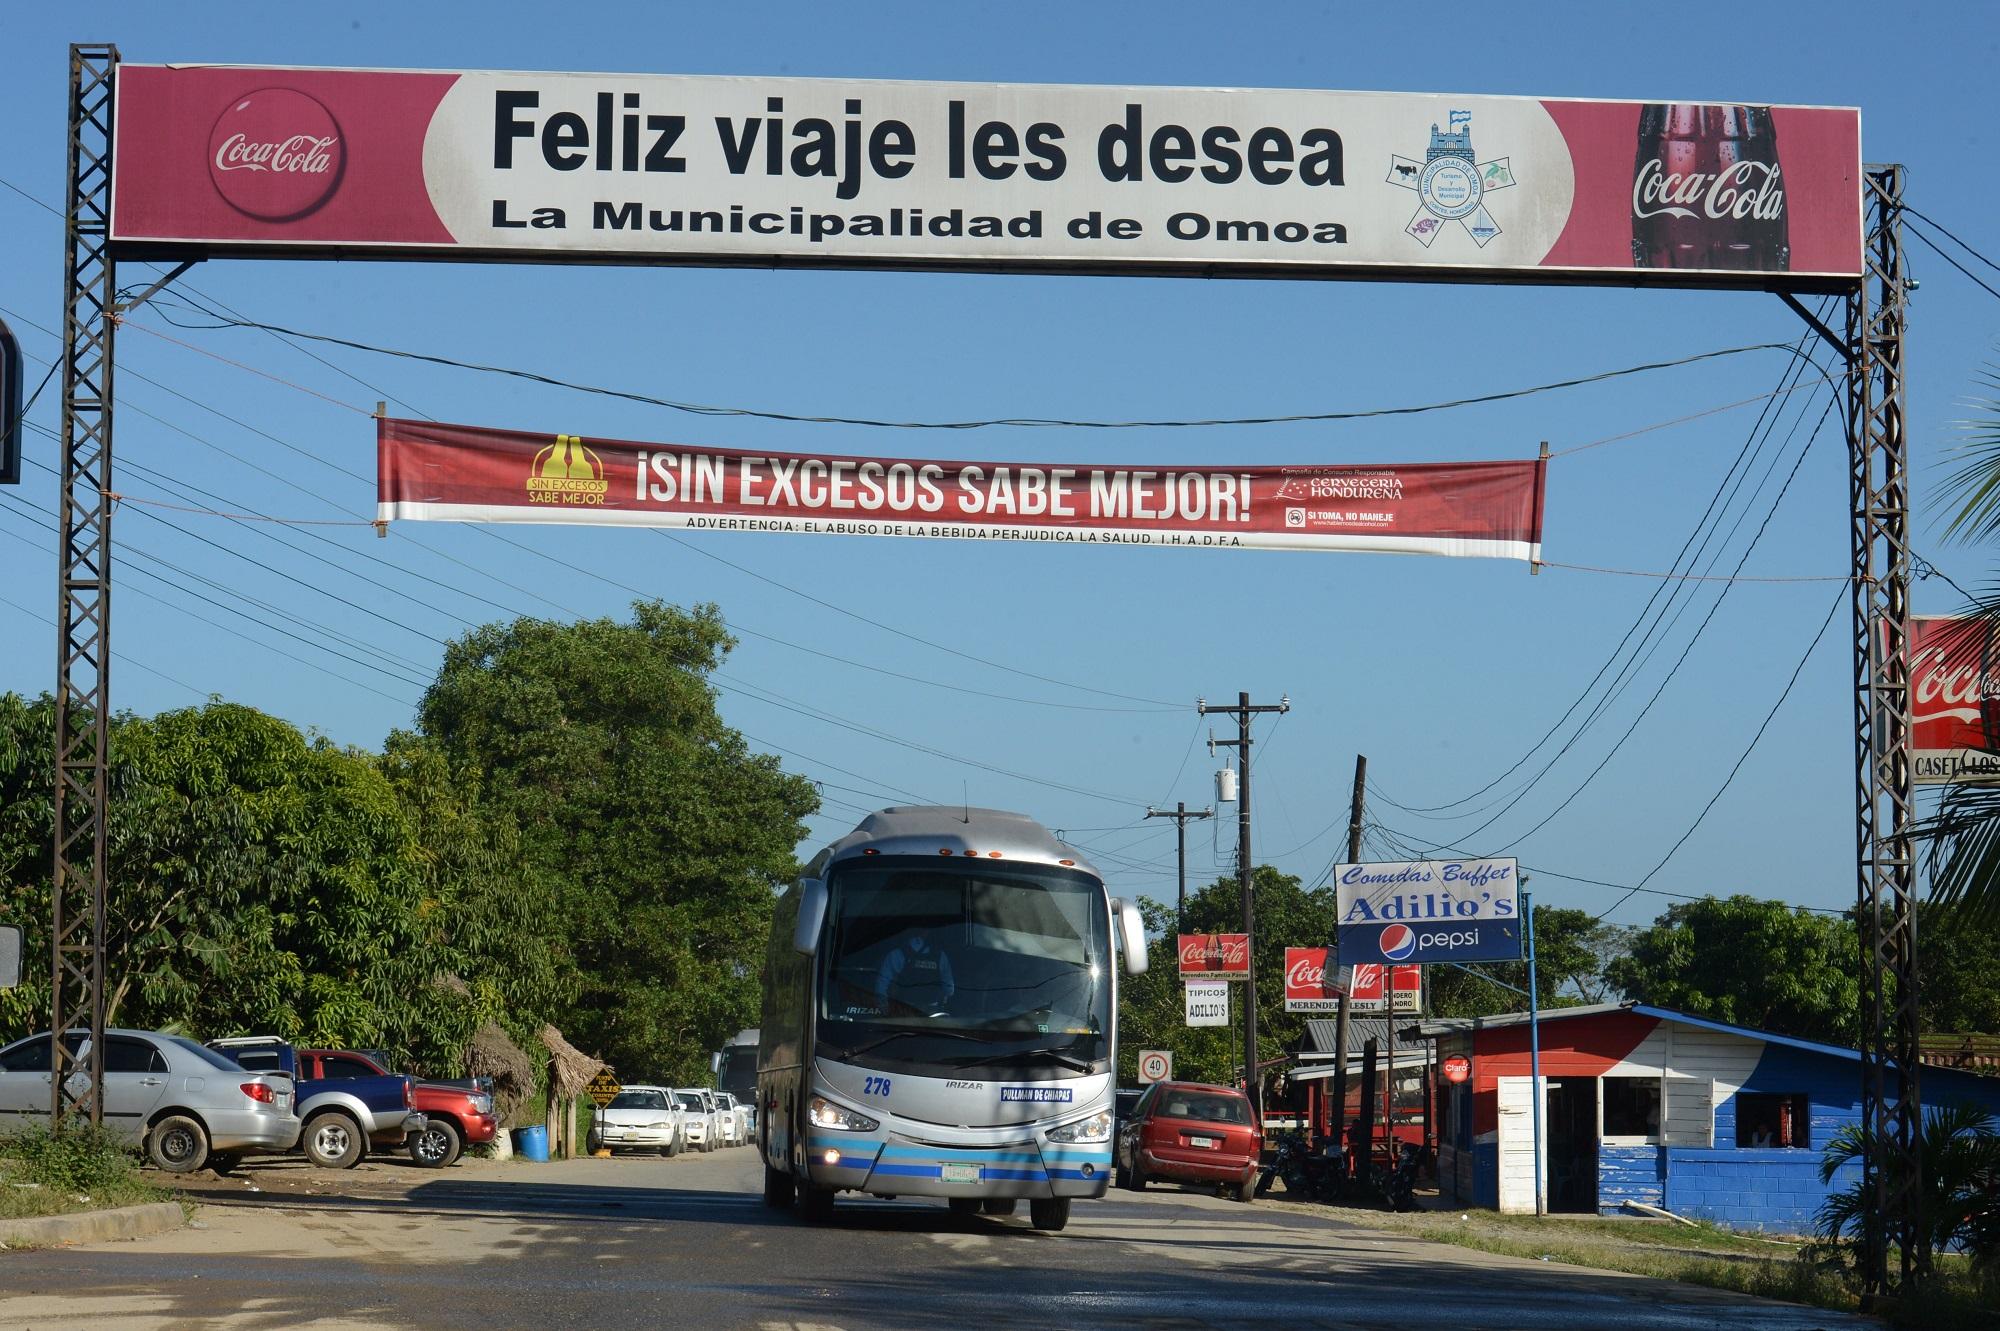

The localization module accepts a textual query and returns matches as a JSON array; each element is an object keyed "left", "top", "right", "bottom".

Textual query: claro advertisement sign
[
  {"left": 111, "top": 65, "right": 1861, "bottom": 286},
  {"left": 377, "top": 419, "right": 1547, "bottom": 560},
  {"left": 1334, "top": 858, "right": 1521, "bottom": 965}
]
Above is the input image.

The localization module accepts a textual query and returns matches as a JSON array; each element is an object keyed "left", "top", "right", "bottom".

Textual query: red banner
[
  {"left": 1908, "top": 615, "right": 2000, "bottom": 783},
  {"left": 1178, "top": 933, "right": 1250, "bottom": 978},
  {"left": 377, "top": 419, "right": 1547, "bottom": 560},
  {"left": 1283, "top": 946, "right": 1342, "bottom": 1012},
  {"left": 1348, "top": 962, "right": 1422, "bottom": 1013}
]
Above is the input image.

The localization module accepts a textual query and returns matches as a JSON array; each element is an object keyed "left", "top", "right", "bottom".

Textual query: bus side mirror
[
  {"left": 792, "top": 879, "right": 828, "bottom": 955},
  {"left": 709, "top": 1051, "right": 722, "bottom": 1075},
  {"left": 1113, "top": 898, "right": 1148, "bottom": 974}
]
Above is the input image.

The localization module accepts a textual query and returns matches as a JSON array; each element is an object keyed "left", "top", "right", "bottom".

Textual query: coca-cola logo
[
  {"left": 1285, "top": 955, "right": 1327, "bottom": 991},
  {"left": 207, "top": 88, "right": 345, "bottom": 222},
  {"left": 1178, "top": 933, "right": 1248, "bottom": 972},
  {"left": 1913, "top": 644, "right": 2000, "bottom": 720},
  {"left": 1633, "top": 157, "right": 1784, "bottom": 224}
]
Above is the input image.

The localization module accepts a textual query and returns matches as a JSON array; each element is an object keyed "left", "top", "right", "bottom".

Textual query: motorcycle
[{"left": 1378, "top": 1141, "right": 1424, "bottom": 1213}]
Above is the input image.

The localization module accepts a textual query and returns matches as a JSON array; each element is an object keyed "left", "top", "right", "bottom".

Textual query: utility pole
[
  {"left": 1199, "top": 691, "right": 1288, "bottom": 1123},
  {"left": 1145, "top": 802, "right": 1214, "bottom": 935},
  {"left": 1333, "top": 754, "right": 1364, "bottom": 1147}
]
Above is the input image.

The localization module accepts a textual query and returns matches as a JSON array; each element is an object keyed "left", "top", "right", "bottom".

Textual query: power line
[
  {"left": 1904, "top": 220, "right": 2000, "bottom": 304},
  {"left": 1592, "top": 582, "right": 1849, "bottom": 919},
  {"left": 1903, "top": 204, "right": 2000, "bottom": 277},
  {"left": 139, "top": 296, "right": 1808, "bottom": 432},
  {"left": 1382, "top": 317, "right": 1833, "bottom": 821}
]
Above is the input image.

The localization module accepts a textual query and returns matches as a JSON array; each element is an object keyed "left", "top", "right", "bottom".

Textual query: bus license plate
[
  {"left": 1188, "top": 1135, "right": 1219, "bottom": 1149},
  {"left": 940, "top": 1163, "right": 980, "bottom": 1183}
]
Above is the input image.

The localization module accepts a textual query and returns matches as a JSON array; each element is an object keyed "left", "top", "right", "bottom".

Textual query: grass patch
[
  {"left": 1292, "top": 1200, "right": 1997, "bottom": 1329},
  {"left": 0, "top": 1125, "right": 173, "bottom": 1222}
]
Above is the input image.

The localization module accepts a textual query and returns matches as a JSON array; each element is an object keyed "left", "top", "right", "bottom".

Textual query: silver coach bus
[{"left": 758, "top": 806, "right": 1148, "bottom": 1232}]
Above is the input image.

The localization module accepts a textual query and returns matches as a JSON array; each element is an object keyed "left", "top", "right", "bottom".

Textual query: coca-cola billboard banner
[
  {"left": 1283, "top": 947, "right": 1342, "bottom": 1013},
  {"left": 1347, "top": 962, "right": 1422, "bottom": 1014},
  {"left": 1178, "top": 933, "right": 1250, "bottom": 979},
  {"left": 111, "top": 65, "right": 1861, "bottom": 287},
  {"left": 377, "top": 419, "right": 1547, "bottom": 560},
  {"left": 1907, "top": 615, "right": 2000, "bottom": 783}
]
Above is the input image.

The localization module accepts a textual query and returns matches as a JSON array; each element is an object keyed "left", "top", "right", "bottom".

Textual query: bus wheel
[
  {"left": 798, "top": 1184, "right": 836, "bottom": 1221},
  {"left": 763, "top": 1161, "right": 795, "bottom": 1208},
  {"left": 981, "top": 1198, "right": 1018, "bottom": 1216},
  {"left": 1029, "top": 1196, "right": 1070, "bottom": 1231}
]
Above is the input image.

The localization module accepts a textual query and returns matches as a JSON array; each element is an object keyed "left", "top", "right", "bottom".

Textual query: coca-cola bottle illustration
[{"left": 1632, "top": 104, "right": 1789, "bottom": 271}]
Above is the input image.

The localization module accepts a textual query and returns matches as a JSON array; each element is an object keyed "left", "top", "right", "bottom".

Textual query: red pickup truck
[{"left": 322, "top": 1049, "right": 499, "bottom": 1168}]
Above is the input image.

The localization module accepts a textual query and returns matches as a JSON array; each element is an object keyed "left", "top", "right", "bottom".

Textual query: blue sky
[{"left": 1, "top": 3, "right": 1994, "bottom": 927}]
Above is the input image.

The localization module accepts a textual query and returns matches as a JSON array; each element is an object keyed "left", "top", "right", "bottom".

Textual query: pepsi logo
[
  {"left": 207, "top": 88, "right": 345, "bottom": 222},
  {"left": 1378, "top": 924, "right": 1416, "bottom": 961}
]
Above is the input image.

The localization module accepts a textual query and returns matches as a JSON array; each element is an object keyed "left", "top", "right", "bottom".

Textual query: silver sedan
[{"left": 0, "top": 1029, "right": 301, "bottom": 1172}]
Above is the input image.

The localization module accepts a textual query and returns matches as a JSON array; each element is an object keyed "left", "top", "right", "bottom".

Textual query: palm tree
[
  {"left": 1816, "top": 1100, "right": 2000, "bottom": 1273},
  {"left": 1916, "top": 363, "right": 2000, "bottom": 923}
]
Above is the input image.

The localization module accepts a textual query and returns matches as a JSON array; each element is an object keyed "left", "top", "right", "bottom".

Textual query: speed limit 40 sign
[{"left": 1136, "top": 1049, "right": 1173, "bottom": 1084}]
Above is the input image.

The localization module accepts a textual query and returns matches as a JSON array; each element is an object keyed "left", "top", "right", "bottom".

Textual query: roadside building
[
  {"left": 1417, "top": 1002, "right": 2000, "bottom": 1232},
  {"left": 1281, "top": 1018, "right": 1428, "bottom": 1149}
]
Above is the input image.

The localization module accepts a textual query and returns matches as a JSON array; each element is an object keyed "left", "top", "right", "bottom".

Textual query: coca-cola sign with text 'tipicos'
[
  {"left": 110, "top": 65, "right": 1860, "bottom": 288},
  {"left": 1178, "top": 933, "right": 1250, "bottom": 979}
]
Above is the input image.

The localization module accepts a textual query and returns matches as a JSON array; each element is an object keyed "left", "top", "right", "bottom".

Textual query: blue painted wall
[{"left": 1597, "top": 1145, "right": 1663, "bottom": 1212}]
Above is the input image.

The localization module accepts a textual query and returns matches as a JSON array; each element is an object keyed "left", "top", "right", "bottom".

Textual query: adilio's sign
[{"left": 1335, "top": 858, "right": 1521, "bottom": 965}]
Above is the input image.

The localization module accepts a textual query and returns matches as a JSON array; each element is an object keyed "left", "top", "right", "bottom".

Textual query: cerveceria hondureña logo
[{"left": 527, "top": 435, "right": 609, "bottom": 506}]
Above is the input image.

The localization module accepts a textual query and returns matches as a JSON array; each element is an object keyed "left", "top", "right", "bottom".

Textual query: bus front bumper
[{"left": 805, "top": 1135, "right": 1111, "bottom": 1200}]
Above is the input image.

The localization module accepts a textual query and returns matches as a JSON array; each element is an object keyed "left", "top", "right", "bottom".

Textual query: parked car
[
  {"left": 0, "top": 1029, "right": 300, "bottom": 1174},
  {"left": 716, "top": 1091, "right": 750, "bottom": 1146},
  {"left": 319, "top": 1049, "right": 497, "bottom": 1169},
  {"left": 673, "top": 1087, "right": 717, "bottom": 1152},
  {"left": 589, "top": 1085, "right": 683, "bottom": 1156},
  {"left": 210, "top": 1038, "right": 423, "bottom": 1169},
  {"left": 1115, "top": 1080, "right": 1261, "bottom": 1203},
  {"left": 708, "top": 1088, "right": 740, "bottom": 1147}
]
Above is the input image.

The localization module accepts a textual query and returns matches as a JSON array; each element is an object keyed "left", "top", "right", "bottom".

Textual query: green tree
[
  {"left": 1115, "top": 865, "right": 1336, "bottom": 1087},
  {"left": 415, "top": 602, "right": 818, "bottom": 1085},
  {"left": 1425, "top": 907, "right": 1627, "bottom": 1019},
  {"left": 1916, "top": 903, "right": 2000, "bottom": 1035},
  {"left": 0, "top": 694, "right": 548, "bottom": 1071},
  {"left": 1604, "top": 895, "right": 1860, "bottom": 1042}
]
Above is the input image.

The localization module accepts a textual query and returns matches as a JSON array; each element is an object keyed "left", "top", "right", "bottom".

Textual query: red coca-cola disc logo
[{"left": 207, "top": 88, "right": 345, "bottom": 222}]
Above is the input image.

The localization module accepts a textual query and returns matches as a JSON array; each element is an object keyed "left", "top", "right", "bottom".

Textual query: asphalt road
[{"left": 0, "top": 1147, "right": 1869, "bottom": 1330}]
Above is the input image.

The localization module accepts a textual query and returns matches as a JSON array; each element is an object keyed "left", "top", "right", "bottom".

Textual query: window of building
[
  {"left": 1602, "top": 1076, "right": 1662, "bottom": 1141},
  {"left": 1735, "top": 1092, "right": 1810, "bottom": 1148}
]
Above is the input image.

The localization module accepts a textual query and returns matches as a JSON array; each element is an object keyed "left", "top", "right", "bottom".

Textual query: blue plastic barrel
[{"left": 512, "top": 1125, "right": 550, "bottom": 1162}]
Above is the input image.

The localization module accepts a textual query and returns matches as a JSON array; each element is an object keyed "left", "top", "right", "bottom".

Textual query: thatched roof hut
[
  {"left": 539, "top": 1023, "right": 607, "bottom": 1103},
  {"left": 467, "top": 1021, "right": 537, "bottom": 1124}
]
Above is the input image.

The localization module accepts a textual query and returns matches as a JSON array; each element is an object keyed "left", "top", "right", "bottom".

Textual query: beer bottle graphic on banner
[{"left": 1632, "top": 104, "right": 1789, "bottom": 272}]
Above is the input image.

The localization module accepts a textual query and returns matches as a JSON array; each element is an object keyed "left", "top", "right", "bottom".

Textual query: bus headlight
[
  {"left": 807, "top": 1095, "right": 880, "bottom": 1132},
  {"left": 1047, "top": 1110, "right": 1113, "bottom": 1143}
]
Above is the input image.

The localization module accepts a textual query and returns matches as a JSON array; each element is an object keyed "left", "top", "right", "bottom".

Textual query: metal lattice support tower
[
  {"left": 1849, "top": 163, "right": 1919, "bottom": 1295},
  {"left": 51, "top": 43, "right": 118, "bottom": 1128}
]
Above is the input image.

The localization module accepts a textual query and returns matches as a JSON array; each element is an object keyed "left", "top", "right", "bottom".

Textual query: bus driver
[{"left": 874, "top": 930, "right": 956, "bottom": 1016}]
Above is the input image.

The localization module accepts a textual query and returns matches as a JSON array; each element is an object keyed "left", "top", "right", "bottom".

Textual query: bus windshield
[{"left": 817, "top": 856, "right": 1111, "bottom": 1074}]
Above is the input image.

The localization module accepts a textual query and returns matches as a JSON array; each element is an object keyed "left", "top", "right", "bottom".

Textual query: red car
[
  {"left": 1114, "top": 1080, "right": 1260, "bottom": 1202},
  {"left": 313, "top": 1049, "right": 499, "bottom": 1168}
]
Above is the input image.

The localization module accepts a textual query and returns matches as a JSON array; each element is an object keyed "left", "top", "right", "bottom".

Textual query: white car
[
  {"left": 717, "top": 1091, "right": 751, "bottom": 1146},
  {"left": 710, "top": 1089, "right": 739, "bottom": 1147},
  {"left": 590, "top": 1085, "right": 683, "bottom": 1156},
  {"left": 673, "top": 1088, "right": 716, "bottom": 1152}
]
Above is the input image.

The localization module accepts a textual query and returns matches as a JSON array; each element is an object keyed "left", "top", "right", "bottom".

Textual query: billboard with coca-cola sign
[
  {"left": 1347, "top": 962, "right": 1422, "bottom": 1013},
  {"left": 109, "top": 65, "right": 1860, "bottom": 288},
  {"left": 1283, "top": 946, "right": 1343, "bottom": 1013},
  {"left": 1906, "top": 615, "right": 2000, "bottom": 784},
  {"left": 1178, "top": 932, "right": 1250, "bottom": 979}
]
